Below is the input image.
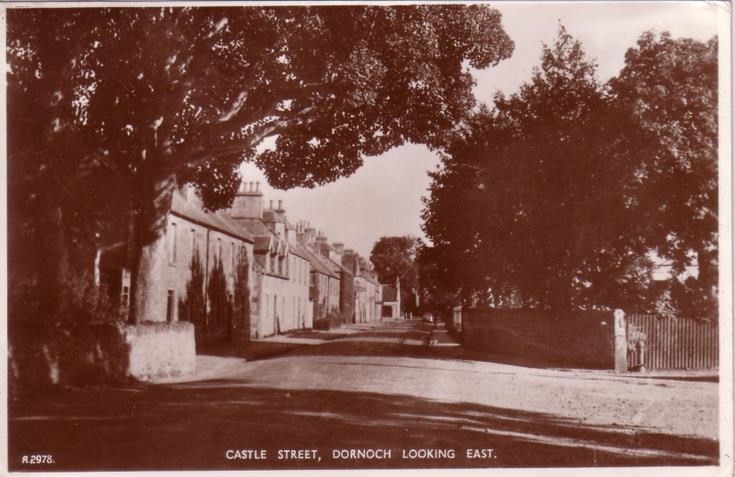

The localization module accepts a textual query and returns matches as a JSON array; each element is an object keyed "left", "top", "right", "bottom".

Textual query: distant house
[
  {"left": 316, "top": 240, "right": 354, "bottom": 326},
  {"left": 343, "top": 251, "right": 381, "bottom": 323},
  {"left": 380, "top": 278, "right": 401, "bottom": 319},
  {"left": 297, "top": 241, "right": 340, "bottom": 324}
]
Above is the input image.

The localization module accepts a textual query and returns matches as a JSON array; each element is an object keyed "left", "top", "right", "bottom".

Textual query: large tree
[
  {"left": 421, "top": 27, "right": 718, "bottom": 316},
  {"left": 370, "top": 236, "right": 422, "bottom": 312},
  {"left": 7, "top": 6, "right": 514, "bottom": 323},
  {"left": 609, "top": 32, "right": 718, "bottom": 317},
  {"left": 423, "top": 26, "right": 634, "bottom": 309}
]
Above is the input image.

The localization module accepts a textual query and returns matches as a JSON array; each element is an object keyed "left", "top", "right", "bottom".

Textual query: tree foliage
[
  {"left": 232, "top": 248, "right": 251, "bottom": 336},
  {"left": 610, "top": 32, "right": 718, "bottom": 317},
  {"left": 178, "top": 249, "right": 206, "bottom": 331},
  {"left": 7, "top": 5, "right": 514, "bottom": 323},
  {"left": 370, "top": 236, "right": 421, "bottom": 312},
  {"left": 422, "top": 26, "right": 718, "bottom": 317},
  {"left": 206, "top": 256, "right": 231, "bottom": 342}
]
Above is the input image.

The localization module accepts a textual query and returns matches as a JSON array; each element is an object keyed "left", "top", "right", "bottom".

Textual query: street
[{"left": 9, "top": 319, "right": 719, "bottom": 471}]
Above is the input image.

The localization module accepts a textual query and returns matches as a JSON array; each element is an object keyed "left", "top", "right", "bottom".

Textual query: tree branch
[{"left": 174, "top": 104, "right": 318, "bottom": 178}]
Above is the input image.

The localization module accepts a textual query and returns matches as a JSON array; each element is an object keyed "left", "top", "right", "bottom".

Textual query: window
[
  {"left": 217, "top": 238, "right": 222, "bottom": 262},
  {"left": 191, "top": 229, "right": 197, "bottom": 258},
  {"left": 241, "top": 293, "right": 248, "bottom": 325},
  {"left": 121, "top": 286, "right": 130, "bottom": 311},
  {"left": 166, "top": 290, "right": 175, "bottom": 322},
  {"left": 231, "top": 242, "right": 235, "bottom": 272},
  {"left": 168, "top": 222, "right": 177, "bottom": 265}
]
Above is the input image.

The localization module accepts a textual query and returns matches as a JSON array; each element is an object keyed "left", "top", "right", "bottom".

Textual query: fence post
[{"left": 613, "top": 309, "right": 627, "bottom": 373}]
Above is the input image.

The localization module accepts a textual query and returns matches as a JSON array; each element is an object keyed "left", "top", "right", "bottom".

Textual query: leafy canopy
[
  {"left": 8, "top": 6, "right": 514, "bottom": 209},
  {"left": 7, "top": 5, "right": 514, "bottom": 321},
  {"left": 421, "top": 26, "right": 718, "bottom": 316}
]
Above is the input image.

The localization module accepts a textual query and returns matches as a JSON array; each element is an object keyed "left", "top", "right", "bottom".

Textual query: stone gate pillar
[{"left": 613, "top": 309, "right": 627, "bottom": 373}]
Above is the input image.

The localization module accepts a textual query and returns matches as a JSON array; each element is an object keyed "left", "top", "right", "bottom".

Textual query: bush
[{"left": 9, "top": 272, "right": 124, "bottom": 394}]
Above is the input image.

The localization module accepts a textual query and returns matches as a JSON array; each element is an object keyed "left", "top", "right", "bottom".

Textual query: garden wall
[
  {"left": 124, "top": 322, "right": 196, "bottom": 380},
  {"left": 462, "top": 308, "right": 622, "bottom": 369},
  {"left": 9, "top": 321, "right": 195, "bottom": 389}
]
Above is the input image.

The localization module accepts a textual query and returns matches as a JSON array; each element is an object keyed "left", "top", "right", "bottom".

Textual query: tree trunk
[
  {"left": 36, "top": 203, "right": 70, "bottom": 320},
  {"left": 696, "top": 244, "right": 718, "bottom": 318},
  {"left": 127, "top": 173, "right": 176, "bottom": 325},
  {"left": 129, "top": 236, "right": 158, "bottom": 325}
]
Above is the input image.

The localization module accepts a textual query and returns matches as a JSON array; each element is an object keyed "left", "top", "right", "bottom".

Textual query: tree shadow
[
  {"left": 9, "top": 381, "right": 718, "bottom": 471},
  {"left": 199, "top": 340, "right": 302, "bottom": 361}
]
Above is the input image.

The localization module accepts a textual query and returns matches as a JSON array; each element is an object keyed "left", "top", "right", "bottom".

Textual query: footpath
[
  {"left": 427, "top": 321, "right": 461, "bottom": 348},
  {"left": 154, "top": 321, "right": 395, "bottom": 384}
]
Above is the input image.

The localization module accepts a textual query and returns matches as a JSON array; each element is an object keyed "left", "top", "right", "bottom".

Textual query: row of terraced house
[{"left": 99, "top": 180, "right": 402, "bottom": 345}]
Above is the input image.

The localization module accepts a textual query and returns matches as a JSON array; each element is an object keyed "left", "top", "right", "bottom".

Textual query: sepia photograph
[{"left": 1, "top": 1, "right": 731, "bottom": 475}]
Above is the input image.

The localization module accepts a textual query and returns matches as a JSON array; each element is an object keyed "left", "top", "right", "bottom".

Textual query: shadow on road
[
  {"left": 199, "top": 321, "right": 436, "bottom": 363},
  {"left": 212, "top": 322, "right": 719, "bottom": 384},
  {"left": 9, "top": 380, "right": 718, "bottom": 471}
]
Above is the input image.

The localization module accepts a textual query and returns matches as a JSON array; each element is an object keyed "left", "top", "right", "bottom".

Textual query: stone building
[
  {"left": 100, "top": 178, "right": 390, "bottom": 350},
  {"left": 297, "top": 225, "right": 344, "bottom": 327},
  {"left": 308, "top": 236, "right": 354, "bottom": 326},
  {"left": 380, "top": 277, "right": 402, "bottom": 319},
  {"left": 297, "top": 238, "right": 340, "bottom": 324},
  {"left": 129, "top": 186, "right": 256, "bottom": 343},
  {"left": 342, "top": 251, "right": 381, "bottom": 323},
  {"left": 227, "top": 182, "right": 312, "bottom": 337}
]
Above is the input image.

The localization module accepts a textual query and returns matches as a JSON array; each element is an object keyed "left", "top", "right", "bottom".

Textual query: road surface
[{"left": 9, "top": 319, "right": 719, "bottom": 470}]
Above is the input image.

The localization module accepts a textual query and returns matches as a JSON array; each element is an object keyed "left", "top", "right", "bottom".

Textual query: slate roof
[
  {"left": 360, "top": 270, "right": 378, "bottom": 284},
  {"left": 253, "top": 236, "right": 273, "bottom": 253},
  {"left": 289, "top": 242, "right": 312, "bottom": 262},
  {"left": 170, "top": 191, "right": 254, "bottom": 243},
  {"left": 327, "top": 257, "right": 353, "bottom": 277},
  {"left": 300, "top": 246, "right": 339, "bottom": 279},
  {"left": 262, "top": 209, "right": 287, "bottom": 224},
  {"left": 232, "top": 217, "right": 272, "bottom": 237}
]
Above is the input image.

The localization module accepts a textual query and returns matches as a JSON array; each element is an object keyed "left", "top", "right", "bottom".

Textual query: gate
[{"left": 626, "top": 314, "right": 718, "bottom": 370}]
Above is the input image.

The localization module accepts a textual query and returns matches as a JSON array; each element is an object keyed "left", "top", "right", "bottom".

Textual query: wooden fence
[{"left": 626, "top": 314, "right": 718, "bottom": 370}]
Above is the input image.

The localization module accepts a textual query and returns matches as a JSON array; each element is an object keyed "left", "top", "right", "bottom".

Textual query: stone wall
[
  {"left": 9, "top": 321, "right": 195, "bottom": 389},
  {"left": 462, "top": 308, "right": 618, "bottom": 369},
  {"left": 124, "top": 322, "right": 195, "bottom": 380}
]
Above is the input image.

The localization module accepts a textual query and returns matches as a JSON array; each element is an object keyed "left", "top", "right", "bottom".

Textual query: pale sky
[{"left": 240, "top": 1, "right": 723, "bottom": 258}]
